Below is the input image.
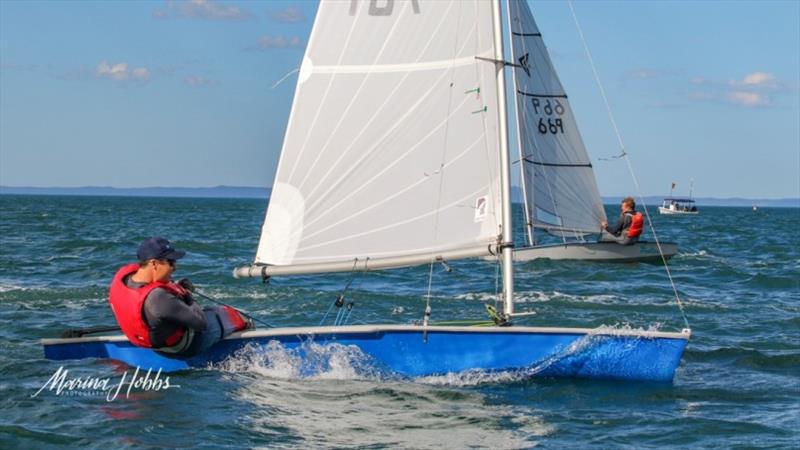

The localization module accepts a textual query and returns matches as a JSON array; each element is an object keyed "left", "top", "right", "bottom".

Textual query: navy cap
[{"left": 137, "top": 237, "right": 186, "bottom": 261}]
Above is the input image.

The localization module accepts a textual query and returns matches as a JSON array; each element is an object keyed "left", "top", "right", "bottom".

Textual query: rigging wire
[
  {"left": 423, "top": 1, "right": 466, "bottom": 329},
  {"left": 271, "top": 68, "right": 299, "bottom": 90},
  {"left": 567, "top": 0, "right": 690, "bottom": 330}
]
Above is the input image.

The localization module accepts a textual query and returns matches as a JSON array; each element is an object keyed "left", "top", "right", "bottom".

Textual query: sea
[{"left": 1, "top": 194, "right": 798, "bottom": 449}]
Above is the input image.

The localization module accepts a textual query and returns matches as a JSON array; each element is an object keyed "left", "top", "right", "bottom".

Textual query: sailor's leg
[
  {"left": 213, "top": 306, "right": 252, "bottom": 335},
  {"left": 598, "top": 231, "right": 617, "bottom": 242},
  {"left": 620, "top": 236, "right": 640, "bottom": 246},
  {"left": 175, "top": 309, "right": 225, "bottom": 357},
  {"left": 600, "top": 232, "right": 632, "bottom": 245},
  {"left": 163, "top": 307, "right": 254, "bottom": 358}
]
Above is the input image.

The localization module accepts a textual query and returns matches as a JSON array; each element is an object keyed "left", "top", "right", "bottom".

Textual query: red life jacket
[
  {"left": 108, "top": 264, "right": 188, "bottom": 348},
  {"left": 626, "top": 211, "right": 644, "bottom": 238}
]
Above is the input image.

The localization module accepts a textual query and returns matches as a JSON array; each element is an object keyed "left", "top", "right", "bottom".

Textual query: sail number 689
[{"left": 538, "top": 118, "right": 564, "bottom": 135}]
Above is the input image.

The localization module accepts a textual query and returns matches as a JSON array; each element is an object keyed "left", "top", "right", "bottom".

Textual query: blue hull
[{"left": 42, "top": 325, "right": 690, "bottom": 382}]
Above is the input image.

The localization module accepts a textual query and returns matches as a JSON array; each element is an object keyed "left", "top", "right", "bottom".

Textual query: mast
[
  {"left": 492, "top": 0, "right": 515, "bottom": 316},
  {"left": 506, "top": 0, "right": 534, "bottom": 248}
]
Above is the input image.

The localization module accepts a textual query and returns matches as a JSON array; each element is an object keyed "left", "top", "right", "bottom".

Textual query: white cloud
[
  {"left": 153, "top": 0, "right": 252, "bottom": 21},
  {"left": 738, "top": 71, "right": 777, "bottom": 87},
  {"left": 727, "top": 91, "right": 769, "bottom": 107},
  {"left": 270, "top": 6, "right": 305, "bottom": 23},
  {"left": 688, "top": 71, "right": 784, "bottom": 108},
  {"left": 131, "top": 67, "right": 151, "bottom": 79},
  {"left": 96, "top": 61, "right": 151, "bottom": 82}
]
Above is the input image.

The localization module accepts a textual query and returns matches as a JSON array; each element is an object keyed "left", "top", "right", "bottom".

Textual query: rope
[
  {"left": 424, "top": 259, "right": 435, "bottom": 326},
  {"left": 340, "top": 302, "right": 355, "bottom": 326},
  {"left": 567, "top": 1, "right": 690, "bottom": 330},
  {"left": 340, "top": 259, "right": 367, "bottom": 326},
  {"left": 494, "top": 255, "right": 501, "bottom": 310},
  {"left": 319, "top": 259, "right": 359, "bottom": 326},
  {"left": 193, "top": 289, "right": 276, "bottom": 329}
]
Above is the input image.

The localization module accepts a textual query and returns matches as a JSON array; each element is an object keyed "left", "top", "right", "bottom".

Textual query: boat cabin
[{"left": 661, "top": 197, "right": 697, "bottom": 213}]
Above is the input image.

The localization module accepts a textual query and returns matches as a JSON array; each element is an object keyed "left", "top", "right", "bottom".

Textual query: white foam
[
  {"left": 416, "top": 368, "right": 525, "bottom": 386},
  {"left": 215, "top": 340, "right": 391, "bottom": 381},
  {"left": 0, "top": 283, "right": 26, "bottom": 293},
  {"left": 456, "top": 290, "right": 620, "bottom": 305},
  {"left": 454, "top": 292, "right": 500, "bottom": 302}
]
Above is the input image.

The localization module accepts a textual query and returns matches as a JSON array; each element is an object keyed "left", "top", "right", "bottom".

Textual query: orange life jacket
[
  {"left": 108, "top": 264, "right": 188, "bottom": 348},
  {"left": 626, "top": 211, "right": 644, "bottom": 238}
]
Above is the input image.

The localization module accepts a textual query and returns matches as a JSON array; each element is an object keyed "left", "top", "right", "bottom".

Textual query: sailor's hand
[
  {"left": 178, "top": 278, "right": 195, "bottom": 292},
  {"left": 600, "top": 221, "right": 608, "bottom": 228}
]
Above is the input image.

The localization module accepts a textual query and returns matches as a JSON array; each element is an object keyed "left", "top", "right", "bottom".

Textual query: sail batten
[
  {"left": 516, "top": 91, "right": 568, "bottom": 99},
  {"left": 255, "top": 0, "right": 503, "bottom": 269},
  {"left": 307, "top": 54, "right": 492, "bottom": 74}
]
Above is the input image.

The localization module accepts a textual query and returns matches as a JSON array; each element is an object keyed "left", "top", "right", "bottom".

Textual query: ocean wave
[
  {"left": 744, "top": 273, "right": 800, "bottom": 290},
  {"left": 233, "top": 379, "right": 551, "bottom": 449},
  {"left": 685, "top": 346, "right": 800, "bottom": 371},
  {"left": 0, "top": 283, "right": 28, "bottom": 293}
]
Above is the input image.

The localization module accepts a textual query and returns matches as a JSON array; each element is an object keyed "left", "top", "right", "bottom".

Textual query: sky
[{"left": 0, "top": 0, "right": 798, "bottom": 199}]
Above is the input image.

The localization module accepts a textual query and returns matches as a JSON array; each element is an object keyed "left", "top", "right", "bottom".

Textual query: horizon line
[{"left": 1, "top": 185, "right": 798, "bottom": 203}]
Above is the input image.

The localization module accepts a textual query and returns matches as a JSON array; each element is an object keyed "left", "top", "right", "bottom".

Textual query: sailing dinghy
[
  {"left": 43, "top": 0, "right": 690, "bottom": 382},
  {"left": 506, "top": 1, "right": 676, "bottom": 262}
]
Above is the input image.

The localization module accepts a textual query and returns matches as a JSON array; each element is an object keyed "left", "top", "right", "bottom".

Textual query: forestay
[
  {"left": 256, "top": 0, "right": 504, "bottom": 270},
  {"left": 508, "top": 0, "right": 606, "bottom": 239}
]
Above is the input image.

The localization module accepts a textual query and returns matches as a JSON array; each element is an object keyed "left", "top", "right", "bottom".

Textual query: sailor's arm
[
  {"left": 146, "top": 288, "right": 208, "bottom": 331},
  {"left": 604, "top": 215, "right": 625, "bottom": 235}
]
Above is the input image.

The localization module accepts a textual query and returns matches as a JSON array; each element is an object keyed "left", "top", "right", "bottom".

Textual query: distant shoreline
[{"left": 1, "top": 185, "right": 798, "bottom": 208}]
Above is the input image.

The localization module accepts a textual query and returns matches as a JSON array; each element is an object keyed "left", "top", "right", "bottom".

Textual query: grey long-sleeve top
[
  {"left": 124, "top": 276, "right": 207, "bottom": 347},
  {"left": 605, "top": 211, "right": 634, "bottom": 236}
]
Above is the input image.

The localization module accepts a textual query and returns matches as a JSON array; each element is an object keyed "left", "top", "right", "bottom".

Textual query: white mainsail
[
  {"left": 255, "top": 0, "right": 504, "bottom": 271},
  {"left": 508, "top": 0, "right": 606, "bottom": 239}
]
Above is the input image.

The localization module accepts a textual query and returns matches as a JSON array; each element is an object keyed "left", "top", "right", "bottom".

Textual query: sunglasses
[{"left": 154, "top": 259, "right": 176, "bottom": 267}]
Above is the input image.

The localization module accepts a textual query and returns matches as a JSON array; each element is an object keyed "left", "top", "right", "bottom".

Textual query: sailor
[
  {"left": 108, "top": 237, "right": 253, "bottom": 357},
  {"left": 599, "top": 197, "right": 644, "bottom": 245}
]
